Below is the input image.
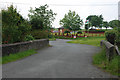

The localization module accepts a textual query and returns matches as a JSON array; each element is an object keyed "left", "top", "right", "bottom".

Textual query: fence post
[{"left": 100, "top": 40, "right": 118, "bottom": 61}]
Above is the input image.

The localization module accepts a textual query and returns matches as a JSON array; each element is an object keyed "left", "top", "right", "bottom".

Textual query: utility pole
[{"left": 118, "top": 1, "right": 120, "bottom": 21}]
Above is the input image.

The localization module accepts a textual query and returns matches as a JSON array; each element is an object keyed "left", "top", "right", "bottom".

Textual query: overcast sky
[{"left": 0, "top": 0, "right": 120, "bottom": 28}]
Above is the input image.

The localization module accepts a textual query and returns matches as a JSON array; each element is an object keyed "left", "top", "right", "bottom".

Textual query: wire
[
  {"left": 49, "top": 4, "right": 117, "bottom": 6},
  {"left": 0, "top": 2, "right": 118, "bottom": 6}
]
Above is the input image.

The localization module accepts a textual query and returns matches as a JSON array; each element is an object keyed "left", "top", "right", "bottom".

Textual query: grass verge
[
  {"left": 67, "top": 37, "right": 105, "bottom": 47},
  {"left": 49, "top": 38, "right": 56, "bottom": 41},
  {"left": 67, "top": 36, "right": 120, "bottom": 76},
  {"left": 93, "top": 48, "right": 120, "bottom": 76},
  {"left": 2, "top": 49, "right": 37, "bottom": 64}
]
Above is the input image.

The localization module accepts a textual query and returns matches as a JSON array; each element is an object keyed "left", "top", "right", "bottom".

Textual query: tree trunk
[{"left": 106, "top": 27, "right": 107, "bottom": 30}]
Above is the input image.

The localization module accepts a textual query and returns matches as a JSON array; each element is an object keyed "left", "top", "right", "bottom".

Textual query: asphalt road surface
[{"left": 2, "top": 39, "right": 118, "bottom": 78}]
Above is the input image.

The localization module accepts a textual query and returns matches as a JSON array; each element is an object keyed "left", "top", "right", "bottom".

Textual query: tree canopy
[
  {"left": 60, "top": 10, "right": 83, "bottom": 34},
  {"left": 86, "top": 15, "right": 103, "bottom": 28},
  {"left": 103, "top": 21, "right": 109, "bottom": 30},
  {"left": 28, "top": 4, "right": 56, "bottom": 30},
  {"left": 2, "top": 5, "right": 31, "bottom": 43}
]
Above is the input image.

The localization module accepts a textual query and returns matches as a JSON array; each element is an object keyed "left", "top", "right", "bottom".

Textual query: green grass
[
  {"left": 67, "top": 37, "right": 105, "bottom": 46},
  {"left": 93, "top": 48, "right": 120, "bottom": 76},
  {"left": 67, "top": 36, "right": 120, "bottom": 76},
  {"left": 49, "top": 38, "right": 56, "bottom": 41},
  {"left": 2, "top": 49, "right": 37, "bottom": 64}
]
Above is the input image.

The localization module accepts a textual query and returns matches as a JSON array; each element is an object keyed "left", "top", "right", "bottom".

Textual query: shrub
[
  {"left": 24, "top": 34, "right": 35, "bottom": 41},
  {"left": 64, "top": 31, "right": 70, "bottom": 33},
  {"left": 2, "top": 5, "right": 31, "bottom": 44},
  {"left": 77, "top": 31, "right": 82, "bottom": 34},
  {"left": 112, "top": 28, "right": 120, "bottom": 46},
  {"left": 116, "top": 29, "right": 120, "bottom": 46},
  {"left": 105, "top": 30, "right": 118, "bottom": 45},
  {"left": 2, "top": 25, "right": 22, "bottom": 44},
  {"left": 30, "top": 30, "right": 49, "bottom": 39}
]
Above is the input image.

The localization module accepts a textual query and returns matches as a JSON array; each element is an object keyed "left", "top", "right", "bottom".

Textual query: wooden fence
[{"left": 100, "top": 40, "right": 120, "bottom": 61}]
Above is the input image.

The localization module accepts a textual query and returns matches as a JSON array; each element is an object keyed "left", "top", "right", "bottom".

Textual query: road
[{"left": 2, "top": 39, "right": 118, "bottom": 78}]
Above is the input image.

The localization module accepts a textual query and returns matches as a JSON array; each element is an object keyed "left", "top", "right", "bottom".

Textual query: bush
[
  {"left": 116, "top": 33, "right": 120, "bottom": 46},
  {"left": 105, "top": 30, "right": 118, "bottom": 45},
  {"left": 64, "top": 31, "right": 70, "bottom": 33},
  {"left": 77, "top": 31, "right": 82, "bottom": 34},
  {"left": 2, "top": 25, "right": 22, "bottom": 44},
  {"left": 111, "top": 28, "right": 120, "bottom": 46},
  {"left": 30, "top": 30, "right": 49, "bottom": 39},
  {"left": 24, "top": 34, "right": 35, "bottom": 41},
  {"left": 2, "top": 5, "right": 31, "bottom": 44}
]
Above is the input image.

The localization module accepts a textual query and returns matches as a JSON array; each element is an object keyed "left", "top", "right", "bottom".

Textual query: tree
[
  {"left": 60, "top": 10, "right": 83, "bottom": 35},
  {"left": 103, "top": 21, "right": 109, "bottom": 30},
  {"left": 85, "top": 22, "right": 91, "bottom": 31},
  {"left": 109, "top": 20, "right": 120, "bottom": 28},
  {"left": 2, "top": 5, "right": 31, "bottom": 43},
  {"left": 86, "top": 15, "right": 103, "bottom": 28},
  {"left": 85, "top": 24, "right": 89, "bottom": 31},
  {"left": 28, "top": 4, "right": 56, "bottom": 30}
]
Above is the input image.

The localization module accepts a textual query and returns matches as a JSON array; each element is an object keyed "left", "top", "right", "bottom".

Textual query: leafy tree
[
  {"left": 77, "top": 31, "right": 82, "bottom": 34},
  {"left": 109, "top": 20, "right": 120, "bottom": 28},
  {"left": 103, "top": 21, "right": 109, "bottom": 30},
  {"left": 85, "top": 24, "right": 89, "bottom": 31},
  {"left": 86, "top": 15, "right": 103, "bottom": 28},
  {"left": 28, "top": 4, "right": 56, "bottom": 30},
  {"left": 64, "top": 30, "right": 70, "bottom": 36},
  {"left": 85, "top": 22, "right": 91, "bottom": 31},
  {"left": 2, "top": 5, "right": 31, "bottom": 43},
  {"left": 64, "top": 30, "right": 70, "bottom": 33},
  {"left": 60, "top": 10, "right": 83, "bottom": 35}
]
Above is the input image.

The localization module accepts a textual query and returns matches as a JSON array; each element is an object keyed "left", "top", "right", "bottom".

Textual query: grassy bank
[
  {"left": 2, "top": 49, "right": 37, "bottom": 64},
  {"left": 67, "top": 37, "right": 105, "bottom": 46},
  {"left": 93, "top": 48, "right": 120, "bottom": 76},
  {"left": 67, "top": 36, "right": 119, "bottom": 76}
]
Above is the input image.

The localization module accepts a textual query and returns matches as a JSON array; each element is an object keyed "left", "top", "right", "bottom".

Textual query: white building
[{"left": 118, "top": 1, "right": 120, "bottom": 20}]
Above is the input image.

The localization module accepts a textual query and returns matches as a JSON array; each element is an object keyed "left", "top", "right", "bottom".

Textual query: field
[{"left": 67, "top": 36, "right": 105, "bottom": 46}]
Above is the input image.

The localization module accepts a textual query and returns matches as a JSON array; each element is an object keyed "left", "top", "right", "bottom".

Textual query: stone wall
[
  {"left": 100, "top": 40, "right": 120, "bottom": 61},
  {"left": 2, "top": 39, "right": 49, "bottom": 56}
]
